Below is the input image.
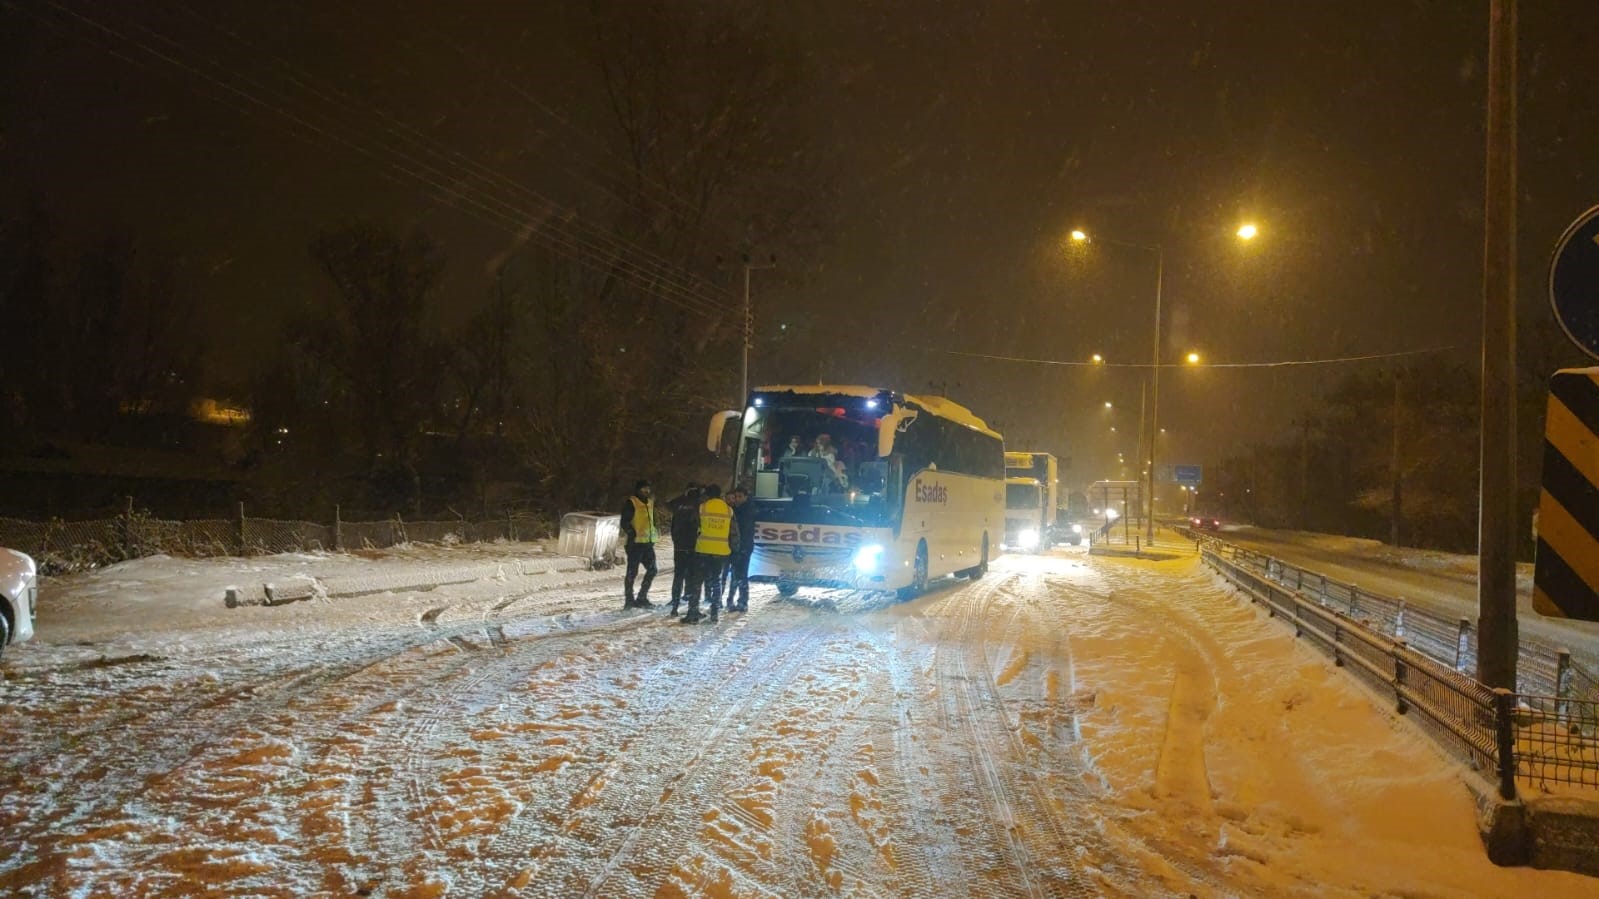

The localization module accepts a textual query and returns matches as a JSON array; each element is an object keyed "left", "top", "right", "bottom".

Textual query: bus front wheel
[{"left": 900, "top": 542, "right": 929, "bottom": 600}]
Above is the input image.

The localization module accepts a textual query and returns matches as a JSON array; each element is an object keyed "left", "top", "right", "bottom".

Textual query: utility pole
[
  {"left": 1137, "top": 379, "right": 1147, "bottom": 510},
  {"left": 1391, "top": 369, "right": 1404, "bottom": 548},
  {"left": 1299, "top": 417, "right": 1311, "bottom": 530},
  {"left": 1477, "top": 0, "right": 1519, "bottom": 692},
  {"left": 739, "top": 253, "right": 777, "bottom": 407}
]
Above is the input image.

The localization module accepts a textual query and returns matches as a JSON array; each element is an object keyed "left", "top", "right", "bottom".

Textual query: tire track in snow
[
  {"left": 361, "top": 605, "right": 802, "bottom": 895},
  {"left": 0, "top": 583, "right": 634, "bottom": 893},
  {"left": 945, "top": 568, "right": 1128, "bottom": 897},
  {"left": 1036, "top": 565, "right": 1240, "bottom": 894},
  {"left": 569, "top": 617, "right": 836, "bottom": 898},
  {"left": 335, "top": 605, "right": 686, "bottom": 890},
  {"left": 743, "top": 628, "right": 894, "bottom": 897},
  {"left": 880, "top": 607, "right": 971, "bottom": 897}
]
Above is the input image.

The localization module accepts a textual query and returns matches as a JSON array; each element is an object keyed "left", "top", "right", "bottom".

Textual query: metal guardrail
[{"left": 1198, "top": 538, "right": 1599, "bottom": 794}]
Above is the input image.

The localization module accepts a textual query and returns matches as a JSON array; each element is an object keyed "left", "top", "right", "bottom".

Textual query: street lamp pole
[{"left": 1146, "top": 245, "right": 1164, "bottom": 543}]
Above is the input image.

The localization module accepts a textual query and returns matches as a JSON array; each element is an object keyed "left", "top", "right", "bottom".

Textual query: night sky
[{"left": 6, "top": 0, "right": 1598, "bottom": 485}]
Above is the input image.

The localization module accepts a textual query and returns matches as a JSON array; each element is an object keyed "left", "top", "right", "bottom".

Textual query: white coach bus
[{"left": 708, "top": 385, "right": 1005, "bottom": 597}]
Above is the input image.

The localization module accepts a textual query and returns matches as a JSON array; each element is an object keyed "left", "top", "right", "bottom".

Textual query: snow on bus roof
[
  {"left": 755, "top": 384, "right": 887, "bottom": 399},
  {"left": 903, "top": 393, "right": 1002, "bottom": 439},
  {"left": 753, "top": 384, "right": 1001, "bottom": 439}
]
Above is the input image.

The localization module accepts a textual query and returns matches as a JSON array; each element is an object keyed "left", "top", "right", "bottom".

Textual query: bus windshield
[
  {"left": 1006, "top": 483, "right": 1041, "bottom": 509},
  {"left": 734, "top": 403, "right": 896, "bottom": 527}
]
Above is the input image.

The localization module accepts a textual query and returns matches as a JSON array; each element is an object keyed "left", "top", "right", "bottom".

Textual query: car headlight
[
  {"left": 1071, "top": 523, "right": 1083, "bottom": 534},
  {"left": 1018, "top": 528, "right": 1039, "bottom": 550},
  {"left": 852, "top": 543, "right": 885, "bottom": 573}
]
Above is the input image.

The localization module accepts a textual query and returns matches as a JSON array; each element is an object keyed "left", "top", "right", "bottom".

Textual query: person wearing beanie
[
  {"left": 665, "top": 482, "right": 703, "bottom": 616},
  {"left": 619, "top": 479, "right": 658, "bottom": 609}
]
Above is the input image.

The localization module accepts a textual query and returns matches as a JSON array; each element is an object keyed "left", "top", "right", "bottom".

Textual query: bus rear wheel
[
  {"left": 777, "top": 582, "right": 799, "bottom": 598},
  {"left": 962, "top": 534, "right": 989, "bottom": 580}
]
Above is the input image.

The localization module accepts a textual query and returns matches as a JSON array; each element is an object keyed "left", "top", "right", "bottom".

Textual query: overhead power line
[
  {"left": 15, "top": 0, "right": 735, "bottom": 320},
  {"left": 898, "top": 343, "right": 1466, "bottom": 369}
]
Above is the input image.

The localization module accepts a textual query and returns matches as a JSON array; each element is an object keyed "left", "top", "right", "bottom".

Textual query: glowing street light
[
  {"left": 1070, "top": 222, "right": 1233, "bottom": 542},
  {"left": 1091, "top": 353, "right": 1104, "bottom": 363},
  {"left": 1104, "top": 401, "right": 1113, "bottom": 409},
  {"left": 1237, "top": 222, "right": 1258, "bottom": 241}
]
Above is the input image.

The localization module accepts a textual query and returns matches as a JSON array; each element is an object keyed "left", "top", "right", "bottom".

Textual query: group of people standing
[{"left": 619, "top": 479, "right": 756, "bottom": 624}]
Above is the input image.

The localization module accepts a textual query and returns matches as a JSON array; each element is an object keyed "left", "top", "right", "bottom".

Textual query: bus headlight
[
  {"left": 852, "top": 543, "right": 885, "bottom": 573},
  {"left": 1018, "top": 529, "right": 1039, "bottom": 550},
  {"left": 1071, "top": 523, "right": 1083, "bottom": 534}
]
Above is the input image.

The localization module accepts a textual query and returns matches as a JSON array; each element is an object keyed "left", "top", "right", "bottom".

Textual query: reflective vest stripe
[
  {"left": 629, "top": 497, "right": 656, "bottom": 543},
  {"left": 696, "top": 498, "right": 733, "bottom": 556}
]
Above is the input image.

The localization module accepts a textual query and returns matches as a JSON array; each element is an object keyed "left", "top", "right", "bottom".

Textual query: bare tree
[{"left": 302, "top": 222, "right": 446, "bottom": 512}]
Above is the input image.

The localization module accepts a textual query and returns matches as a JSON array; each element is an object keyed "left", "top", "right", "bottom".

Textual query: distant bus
[{"left": 711, "top": 385, "right": 1005, "bottom": 596}]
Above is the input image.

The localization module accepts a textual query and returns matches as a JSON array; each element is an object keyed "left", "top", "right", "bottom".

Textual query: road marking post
[{"left": 1532, "top": 368, "right": 1599, "bottom": 621}]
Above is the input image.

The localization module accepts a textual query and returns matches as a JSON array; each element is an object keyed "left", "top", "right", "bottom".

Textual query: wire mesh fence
[
  {"left": 0, "top": 503, "right": 553, "bottom": 575},
  {"left": 1513, "top": 697, "right": 1599, "bottom": 791}
]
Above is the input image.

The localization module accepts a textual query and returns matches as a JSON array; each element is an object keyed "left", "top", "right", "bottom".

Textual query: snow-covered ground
[
  {"left": 1, "top": 544, "right": 1594, "bottom": 896},
  {"left": 1222, "top": 526, "right": 1599, "bottom": 664}
]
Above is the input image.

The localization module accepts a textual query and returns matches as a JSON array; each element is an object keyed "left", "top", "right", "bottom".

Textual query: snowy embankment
[
  {"left": 0, "top": 546, "right": 1593, "bottom": 896},
  {"left": 1051, "top": 552, "right": 1597, "bottom": 895},
  {"left": 2, "top": 540, "right": 625, "bottom": 671}
]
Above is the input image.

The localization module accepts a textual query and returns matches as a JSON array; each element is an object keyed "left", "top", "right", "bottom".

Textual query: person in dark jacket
[
  {"left": 665, "top": 483, "right": 702, "bottom": 617},
  {"left": 727, "top": 487, "right": 758, "bottom": 612},
  {"left": 619, "top": 480, "right": 658, "bottom": 609}
]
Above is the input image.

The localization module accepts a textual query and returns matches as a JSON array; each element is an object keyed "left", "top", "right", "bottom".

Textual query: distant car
[
  {"left": 1063, "top": 521, "right": 1084, "bottom": 546},
  {"left": 1191, "top": 516, "right": 1222, "bottom": 532},
  {"left": 0, "top": 547, "right": 38, "bottom": 660}
]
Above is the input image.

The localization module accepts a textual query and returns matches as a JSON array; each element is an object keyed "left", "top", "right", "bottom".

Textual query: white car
[{"left": 1, "top": 548, "right": 37, "bottom": 659}]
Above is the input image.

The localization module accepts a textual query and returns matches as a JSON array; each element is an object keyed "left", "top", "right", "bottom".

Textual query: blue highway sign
[{"left": 1550, "top": 205, "right": 1599, "bottom": 361}]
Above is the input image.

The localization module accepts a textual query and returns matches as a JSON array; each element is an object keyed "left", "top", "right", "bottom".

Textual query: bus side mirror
[
  {"left": 707, "top": 410, "right": 739, "bottom": 454},
  {"left": 878, "top": 409, "right": 916, "bottom": 457}
]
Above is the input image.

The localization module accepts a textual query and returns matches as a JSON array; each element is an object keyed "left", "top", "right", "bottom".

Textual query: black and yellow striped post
[{"left": 1534, "top": 367, "right": 1599, "bottom": 620}]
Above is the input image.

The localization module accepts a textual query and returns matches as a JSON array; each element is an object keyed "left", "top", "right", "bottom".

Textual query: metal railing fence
[
  {"left": 0, "top": 501, "right": 551, "bottom": 575},
  {"left": 1200, "top": 539, "right": 1599, "bottom": 793}
]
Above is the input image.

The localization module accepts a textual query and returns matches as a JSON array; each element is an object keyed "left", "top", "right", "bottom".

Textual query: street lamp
[
  {"left": 1186, "top": 351, "right": 1201, "bottom": 364},
  {"left": 1091, "top": 353, "right": 1104, "bottom": 363},
  {"left": 1237, "top": 223, "right": 1258, "bottom": 241},
  {"left": 1071, "top": 227, "right": 1164, "bottom": 542},
  {"left": 1104, "top": 401, "right": 1113, "bottom": 409}
]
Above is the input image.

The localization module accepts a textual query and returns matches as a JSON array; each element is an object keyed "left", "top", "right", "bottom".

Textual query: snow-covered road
[
  {"left": 1221, "top": 526, "right": 1599, "bottom": 665},
  {"left": 2, "top": 546, "right": 1593, "bottom": 897}
]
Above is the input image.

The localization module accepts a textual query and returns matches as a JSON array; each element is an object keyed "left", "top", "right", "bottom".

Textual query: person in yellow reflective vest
[
  {"left": 682, "top": 483, "right": 738, "bottom": 624},
  {"left": 619, "top": 479, "right": 658, "bottom": 609}
]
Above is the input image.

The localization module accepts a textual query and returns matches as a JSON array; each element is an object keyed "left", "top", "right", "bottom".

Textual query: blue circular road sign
[{"left": 1550, "top": 204, "right": 1599, "bottom": 361}]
